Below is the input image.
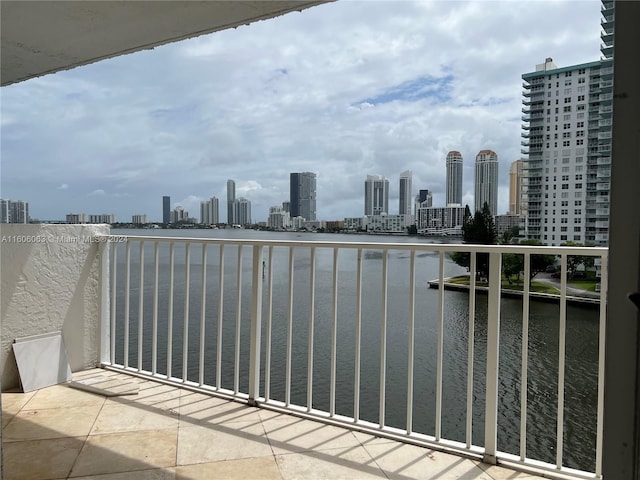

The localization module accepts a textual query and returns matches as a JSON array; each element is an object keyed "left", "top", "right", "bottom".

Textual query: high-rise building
[
  {"left": 474, "top": 150, "right": 498, "bottom": 216},
  {"left": 364, "top": 175, "right": 389, "bottom": 216},
  {"left": 66, "top": 213, "right": 87, "bottom": 224},
  {"left": 89, "top": 214, "right": 115, "bottom": 223},
  {"left": 290, "top": 172, "right": 316, "bottom": 221},
  {"left": 268, "top": 206, "right": 290, "bottom": 229},
  {"left": 522, "top": 54, "right": 613, "bottom": 245},
  {"left": 200, "top": 197, "right": 219, "bottom": 225},
  {"left": 132, "top": 214, "right": 148, "bottom": 224},
  {"left": 0, "top": 199, "right": 29, "bottom": 223},
  {"left": 162, "top": 196, "right": 170, "bottom": 224},
  {"left": 445, "top": 151, "right": 463, "bottom": 206},
  {"left": 170, "top": 206, "right": 188, "bottom": 223},
  {"left": 509, "top": 159, "right": 525, "bottom": 215},
  {"left": 227, "top": 179, "right": 236, "bottom": 225},
  {"left": 233, "top": 197, "right": 251, "bottom": 226},
  {"left": 399, "top": 170, "right": 412, "bottom": 215}
]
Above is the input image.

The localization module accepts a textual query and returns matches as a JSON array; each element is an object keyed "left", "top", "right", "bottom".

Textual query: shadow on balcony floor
[{"left": 2, "top": 368, "right": 547, "bottom": 480}]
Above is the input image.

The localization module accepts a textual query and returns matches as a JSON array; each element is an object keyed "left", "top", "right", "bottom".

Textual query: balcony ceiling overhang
[{"left": 1, "top": 0, "right": 327, "bottom": 87}]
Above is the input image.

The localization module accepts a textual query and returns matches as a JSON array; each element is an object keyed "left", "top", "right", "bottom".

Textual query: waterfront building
[
  {"left": 399, "top": 170, "right": 412, "bottom": 215},
  {"left": 509, "top": 160, "right": 525, "bottom": 215},
  {"left": 522, "top": 54, "right": 613, "bottom": 245},
  {"left": 233, "top": 197, "right": 251, "bottom": 226},
  {"left": 495, "top": 213, "right": 525, "bottom": 238},
  {"left": 200, "top": 196, "right": 219, "bottom": 225},
  {"left": 290, "top": 216, "right": 305, "bottom": 230},
  {"left": 170, "top": 206, "right": 188, "bottom": 223},
  {"left": 227, "top": 179, "right": 236, "bottom": 225},
  {"left": 0, "top": 199, "right": 29, "bottom": 223},
  {"left": 446, "top": 151, "right": 463, "bottom": 206},
  {"left": 162, "top": 196, "right": 171, "bottom": 224},
  {"left": 364, "top": 175, "right": 389, "bottom": 216},
  {"left": 132, "top": 214, "right": 147, "bottom": 224},
  {"left": 268, "top": 206, "right": 290, "bottom": 229},
  {"left": 364, "top": 214, "right": 412, "bottom": 233},
  {"left": 66, "top": 213, "right": 87, "bottom": 224},
  {"left": 416, "top": 205, "right": 466, "bottom": 235},
  {"left": 282, "top": 200, "right": 290, "bottom": 213},
  {"left": 88, "top": 214, "right": 115, "bottom": 223},
  {"left": 344, "top": 217, "right": 365, "bottom": 231},
  {"left": 474, "top": 150, "right": 498, "bottom": 216},
  {"left": 290, "top": 172, "right": 317, "bottom": 221}
]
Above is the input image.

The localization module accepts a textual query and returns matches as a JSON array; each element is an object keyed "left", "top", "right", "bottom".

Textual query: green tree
[
  {"left": 519, "top": 239, "right": 556, "bottom": 279},
  {"left": 407, "top": 224, "right": 418, "bottom": 235},
  {"left": 560, "top": 241, "right": 595, "bottom": 278},
  {"left": 451, "top": 203, "right": 497, "bottom": 279}
]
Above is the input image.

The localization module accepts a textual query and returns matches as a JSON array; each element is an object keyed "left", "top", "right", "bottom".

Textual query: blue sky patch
[{"left": 357, "top": 74, "right": 454, "bottom": 107}]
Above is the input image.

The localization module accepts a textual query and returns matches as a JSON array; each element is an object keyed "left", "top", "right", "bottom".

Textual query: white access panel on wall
[{"left": 12, "top": 332, "right": 72, "bottom": 392}]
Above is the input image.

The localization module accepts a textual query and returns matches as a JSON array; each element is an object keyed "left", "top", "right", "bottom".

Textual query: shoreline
[{"left": 427, "top": 278, "right": 601, "bottom": 308}]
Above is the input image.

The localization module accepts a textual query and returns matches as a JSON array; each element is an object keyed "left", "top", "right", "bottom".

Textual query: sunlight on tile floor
[{"left": 2, "top": 369, "right": 548, "bottom": 480}]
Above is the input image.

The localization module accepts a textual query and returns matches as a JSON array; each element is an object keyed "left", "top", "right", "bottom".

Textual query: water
[{"left": 110, "top": 229, "right": 600, "bottom": 472}]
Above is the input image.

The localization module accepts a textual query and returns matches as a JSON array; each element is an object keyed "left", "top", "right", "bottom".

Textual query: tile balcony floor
[{"left": 2, "top": 369, "right": 547, "bottom": 480}]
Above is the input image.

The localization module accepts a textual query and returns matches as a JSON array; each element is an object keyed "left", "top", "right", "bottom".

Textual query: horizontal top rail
[{"left": 102, "top": 234, "right": 608, "bottom": 257}]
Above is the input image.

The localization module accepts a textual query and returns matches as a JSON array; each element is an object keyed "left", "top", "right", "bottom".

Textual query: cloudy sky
[{"left": 1, "top": 0, "right": 603, "bottom": 223}]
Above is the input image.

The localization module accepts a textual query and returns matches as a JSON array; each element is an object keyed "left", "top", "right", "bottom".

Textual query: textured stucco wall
[{"left": 0, "top": 224, "right": 109, "bottom": 390}]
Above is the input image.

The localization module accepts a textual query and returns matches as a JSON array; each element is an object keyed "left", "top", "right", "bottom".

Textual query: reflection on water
[{"left": 111, "top": 229, "right": 599, "bottom": 471}]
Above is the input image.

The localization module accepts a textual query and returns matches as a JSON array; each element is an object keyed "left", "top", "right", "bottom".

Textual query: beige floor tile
[
  {"left": 3, "top": 404, "right": 102, "bottom": 441},
  {"left": 108, "top": 382, "right": 181, "bottom": 411},
  {"left": 91, "top": 402, "right": 179, "bottom": 434},
  {"left": 276, "top": 445, "right": 386, "bottom": 479},
  {"left": 71, "top": 468, "right": 176, "bottom": 479},
  {"left": 24, "top": 384, "right": 106, "bottom": 410},
  {"left": 70, "top": 429, "right": 178, "bottom": 477},
  {"left": 476, "top": 463, "right": 547, "bottom": 479},
  {"left": 177, "top": 420, "right": 272, "bottom": 465},
  {"left": 2, "top": 436, "right": 85, "bottom": 480},
  {"left": 262, "top": 415, "right": 362, "bottom": 455},
  {"left": 2, "top": 390, "right": 36, "bottom": 414},
  {"left": 178, "top": 391, "right": 262, "bottom": 425},
  {"left": 175, "top": 457, "right": 282, "bottom": 480},
  {"left": 363, "top": 442, "right": 492, "bottom": 480}
]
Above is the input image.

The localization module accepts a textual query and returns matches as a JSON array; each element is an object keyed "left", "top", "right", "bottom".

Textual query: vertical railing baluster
[
  {"left": 406, "top": 249, "right": 416, "bottom": 434},
  {"left": 484, "top": 250, "right": 502, "bottom": 465},
  {"left": 285, "top": 247, "right": 295, "bottom": 406},
  {"left": 466, "top": 252, "right": 477, "bottom": 448},
  {"left": 99, "top": 239, "right": 110, "bottom": 365},
  {"left": 379, "top": 249, "right": 388, "bottom": 428},
  {"left": 199, "top": 243, "right": 207, "bottom": 386},
  {"left": 234, "top": 245, "right": 243, "bottom": 394},
  {"left": 182, "top": 242, "right": 191, "bottom": 382},
  {"left": 124, "top": 240, "right": 131, "bottom": 368},
  {"left": 520, "top": 252, "right": 531, "bottom": 461},
  {"left": 151, "top": 241, "right": 159, "bottom": 375},
  {"left": 248, "top": 245, "right": 264, "bottom": 405},
  {"left": 216, "top": 244, "right": 225, "bottom": 389},
  {"left": 556, "top": 253, "right": 568, "bottom": 468},
  {"left": 330, "top": 247, "right": 339, "bottom": 417},
  {"left": 137, "top": 241, "right": 144, "bottom": 372},
  {"left": 264, "top": 246, "right": 274, "bottom": 401},
  {"left": 354, "top": 248, "right": 363, "bottom": 422},
  {"left": 307, "top": 247, "right": 316, "bottom": 412},
  {"left": 595, "top": 253, "right": 608, "bottom": 476},
  {"left": 435, "top": 251, "right": 445, "bottom": 440},
  {"left": 167, "top": 242, "right": 175, "bottom": 379},
  {"left": 110, "top": 241, "right": 118, "bottom": 364}
]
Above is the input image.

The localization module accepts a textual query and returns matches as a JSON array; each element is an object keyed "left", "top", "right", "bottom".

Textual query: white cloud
[
  {"left": 0, "top": 0, "right": 603, "bottom": 221},
  {"left": 57, "top": 183, "right": 69, "bottom": 190}
]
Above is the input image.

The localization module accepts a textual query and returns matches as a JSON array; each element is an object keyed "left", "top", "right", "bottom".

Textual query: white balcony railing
[{"left": 99, "top": 234, "right": 608, "bottom": 480}]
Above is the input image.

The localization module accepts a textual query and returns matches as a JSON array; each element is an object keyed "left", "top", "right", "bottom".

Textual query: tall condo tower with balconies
[
  {"left": 446, "top": 151, "right": 463, "bottom": 206},
  {"left": 474, "top": 150, "right": 498, "bottom": 216},
  {"left": 290, "top": 172, "right": 317, "bottom": 221},
  {"left": 399, "top": 170, "right": 412, "bottom": 215},
  {"left": 364, "top": 175, "right": 389, "bottom": 216},
  {"left": 522, "top": 56, "right": 613, "bottom": 245},
  {"left": 509, "top": 159, "right": 525, "bottom": 215},
  {"left": 227, "top": 179, "right": 235, "bottom": 225}
]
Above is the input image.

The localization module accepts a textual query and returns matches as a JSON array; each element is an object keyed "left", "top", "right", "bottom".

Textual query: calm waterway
[{"left": 111, "top": 229, "right": 599, "bottom": 472}]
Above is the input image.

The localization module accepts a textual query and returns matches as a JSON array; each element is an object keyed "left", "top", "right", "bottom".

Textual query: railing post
[
  {"left": 484, "top": 250, "right": 502, "bottom": 465},
  {"left": 98, "top": 238, "right": 111, "bottom": 365},
  {"left": 248, "top": 244, "right": 264, "bottom": 406}
]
